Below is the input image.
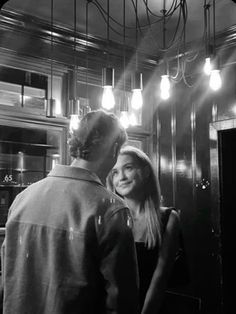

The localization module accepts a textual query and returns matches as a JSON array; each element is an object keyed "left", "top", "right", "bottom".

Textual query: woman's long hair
[{"left": 107, "top": 145, "right": 162, "bottom": 249}]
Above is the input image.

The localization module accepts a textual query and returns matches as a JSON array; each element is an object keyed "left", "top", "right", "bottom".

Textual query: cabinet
[{"left": 0, "top": 117, "right": 68, "bottom": 227}]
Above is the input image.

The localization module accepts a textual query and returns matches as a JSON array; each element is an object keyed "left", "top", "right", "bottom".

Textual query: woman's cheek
[{"left": 112, "top": 177, "right": 118, "bottom": 189}]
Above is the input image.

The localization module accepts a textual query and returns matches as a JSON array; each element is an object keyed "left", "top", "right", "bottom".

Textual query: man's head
[{"left": 68, "top": 110, "right": 127, "bottom": 176}]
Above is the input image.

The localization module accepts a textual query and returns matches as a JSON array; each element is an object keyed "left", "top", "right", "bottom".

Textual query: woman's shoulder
[
  {"left": 160, "top": 206, "right": 173, "bottom": 220},
  {"left": 160, "top": 207, "right": 179, "bottom": 218},
  {"left": 160, "top": 207, "right": 180, "bottom": 231}
]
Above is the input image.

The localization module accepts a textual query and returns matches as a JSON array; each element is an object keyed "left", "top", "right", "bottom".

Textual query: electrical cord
[{"left": 88, "top": 0, "right": 199, "bottom": 88}]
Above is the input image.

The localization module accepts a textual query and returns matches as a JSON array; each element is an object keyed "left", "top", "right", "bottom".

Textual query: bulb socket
[
  {"left": 120, "top": 93, "right": 129, "bottom": 112},
  {"left": 102, "top": 67, "right": 114, "bottom": 87},
  {"left": 211, "top": 56, "right": 220, "bottom": 70},
  {"left": 46, "top": 98, "right": 56, "bottom": 118},
  {"left": 69, "top": 98, "right": 80, "bottom": 116},
  {"left": 131, "top": 71, "right": 143, "bottom": 91}
]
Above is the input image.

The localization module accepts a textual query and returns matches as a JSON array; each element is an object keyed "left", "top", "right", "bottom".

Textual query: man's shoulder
[
  {"left": 97, "top": 187, "right": 127, "bottom": 210},
  {"left": 90, "top": 187, "right": 129, "bottom": 220}
]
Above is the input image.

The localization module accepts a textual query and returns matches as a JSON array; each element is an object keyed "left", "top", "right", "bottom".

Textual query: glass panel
[
  {"left": 0, "top": 123, "right": 66, "bottom": 227},
  {"left": 0, "top": 81, "right": 21, "bottom": 107},
  {"left": 23, "top": 86, "right": 46, "bottom": 110}
]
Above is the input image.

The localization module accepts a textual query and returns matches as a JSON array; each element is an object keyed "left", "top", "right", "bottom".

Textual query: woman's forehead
[
  {"left": 118, "top": 154, "right": 134, "bottom": 162},
  {"left": 114, "top": 154, "right": 138, "bottom": 168}
]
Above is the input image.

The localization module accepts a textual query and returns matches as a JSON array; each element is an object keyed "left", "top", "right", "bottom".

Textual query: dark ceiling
[{"left": 2, "top": 0, "right": 236, "bottom": 57}]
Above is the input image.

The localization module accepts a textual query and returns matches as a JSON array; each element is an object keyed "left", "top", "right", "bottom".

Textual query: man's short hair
[{"left": 68, "top": 110, "right": 127, "bottom": 160}]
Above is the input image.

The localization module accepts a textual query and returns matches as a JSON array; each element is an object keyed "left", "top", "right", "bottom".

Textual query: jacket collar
[{"left": 48, "top": 164, "right": 103, "bottom": 186}]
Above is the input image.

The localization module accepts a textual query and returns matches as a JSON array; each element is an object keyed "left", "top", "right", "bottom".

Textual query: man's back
[{"left": 2, "top": 165, "right": 139, "bottom": 314}]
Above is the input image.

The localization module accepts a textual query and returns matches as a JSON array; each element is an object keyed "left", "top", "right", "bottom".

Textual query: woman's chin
[{"left": 116, "top": 188, "right": 132, "bottom": 198}]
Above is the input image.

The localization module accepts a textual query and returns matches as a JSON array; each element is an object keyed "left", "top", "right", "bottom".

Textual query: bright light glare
[
  {"left": 161, "top": 89, "right": 170, "bottom": 100},
  {"left": 209, "top": 70, "right": 222, "bottom": 91},
  {"left": 131, "top": 89, "right": 143, "bottom": 109},
  {"left": 51, "top": 155, "right": 60, "bottom": 169},
  {"left": 203, "top": 57, "right": 212, "bottom": 76},
  {"left": 129, "top": 112, "right": 138, "bottom": 126},
  {"left": 160, "top": 75, "right": 170, "bottom": 100},
  {"left": 69, "top": 114, "right": 80, "bottom": 132},
  {"left": 102, "top": 86, "right": 115, "bottom": 110},
  {"left": 119, "top": 111, "right": 130, "bottom": 129}
]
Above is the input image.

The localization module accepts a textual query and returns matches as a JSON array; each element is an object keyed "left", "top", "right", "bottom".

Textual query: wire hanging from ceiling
[
  {"left": 69, "top": 0, "right": 80, "bottom": 132},
  {"left": 119, "top": 0, "right": 130, "bottom": 129},
  {"left": 131, "top": 0, "right": 143, "bottom": 110},
  {"left": 91, "top": 0, "right": 188, "bottom": 46},
  {"left": 86, "top": 0, "right": 201, "bottom": 93},
  {"left": 101, "top": 0, "right": 115, "bottom": 110},
  {"left": 46, "top": 0, "right": 56, "bottom": 118}
]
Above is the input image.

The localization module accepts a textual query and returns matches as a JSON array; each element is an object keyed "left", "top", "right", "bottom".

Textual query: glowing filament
[
  {"left": 160, "top": 75, "right": 170, "bottom": 100},
  {"left": 129, "top": 112, "right": 138, "bottom": 126},
  {"left": 131, "top": 89, "right": 143, "bottom": 110},
  {"left": 69, "top": 114, "right": 80, "bottom": 132},
  {"left": 102, "top": 86, "right": 115, "bottom": 110},
  {"left": 209, "top": 70, "right": 222, "bottom": 91},
  {"left": 203, "top": 57, "right": 212, "bottom": 76},
  {"left": 119, "top": 111, "right": 130, "bottom": 129}
]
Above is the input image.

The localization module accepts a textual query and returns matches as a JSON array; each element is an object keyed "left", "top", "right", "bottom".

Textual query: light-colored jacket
[{"left": 1, "top": 165, "right": 139, "bottom": 314}]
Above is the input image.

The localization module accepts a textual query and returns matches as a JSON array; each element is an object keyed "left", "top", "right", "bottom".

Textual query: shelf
[
  {"left": 0, "top": 228, "right": 5, "bottom": 235},
  {"left": 0, "top": 184, "right": 29, "bottom": 188},
  {"left": 0, "top": 140, "right": 56, "bottom": 149},
  {"left": 0, "top": 168, "right": 49, "bottom": 173}
]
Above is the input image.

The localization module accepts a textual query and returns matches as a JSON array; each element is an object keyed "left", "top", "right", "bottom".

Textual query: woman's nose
[{"left": 118, "top": 170, "right": 127, "bottom": 181}]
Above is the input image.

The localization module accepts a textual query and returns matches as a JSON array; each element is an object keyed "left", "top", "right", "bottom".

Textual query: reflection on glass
[
  {"left": 0, "top": 81, "right": 21, "bottom": 107},
  {"left": 23, "top": 86, "right": 46, "bottom": 110},
  {"left": 0, "top": 124, "right": 63, "bottom": 227}
]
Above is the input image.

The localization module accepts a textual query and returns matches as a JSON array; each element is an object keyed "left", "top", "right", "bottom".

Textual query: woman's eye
[{"left": 112, "top": 170, "right": 118, "bottom": 176}]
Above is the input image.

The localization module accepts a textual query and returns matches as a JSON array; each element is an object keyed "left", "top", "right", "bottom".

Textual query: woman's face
[{"left": 111, "top": 154, "right": 144, "bottom": 198}]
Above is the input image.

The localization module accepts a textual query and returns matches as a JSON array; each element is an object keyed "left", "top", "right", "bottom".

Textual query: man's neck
[{"left": 71, "top": 158, "right": 107, "bottom": 184}]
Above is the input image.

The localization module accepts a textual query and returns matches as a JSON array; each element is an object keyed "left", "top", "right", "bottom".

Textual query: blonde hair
[{"left": 107, "top": 145, "right": 162, "bottom": 249}]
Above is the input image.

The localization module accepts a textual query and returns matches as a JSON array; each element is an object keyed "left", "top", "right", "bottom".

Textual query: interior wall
[{"left": 156, "top": 56, "right": 236, "bottom": 313}]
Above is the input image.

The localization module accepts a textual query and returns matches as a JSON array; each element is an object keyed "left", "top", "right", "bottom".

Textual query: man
[{"left": 1, "top": 110, "right": 139, "bottom": 314}]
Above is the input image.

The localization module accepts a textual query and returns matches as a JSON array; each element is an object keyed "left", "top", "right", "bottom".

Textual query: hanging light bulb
[
  {"left": 161, "top": 89, "right": 170, "bottom": 100},
  {"left": 203, "top": 1, "right": 213, "bottom": 76},
  {"left": 102, "top": 86, "right": 115, "bottom": 110},
  {"left": 69, "top": 114, "right": 80, "bottom": 133},
  {"left": 209, "top": 54, "right": 222, "bottom": 91},
  {"left": 131, "top": 71, "right": 143, "bottom": 110},
  {"left": 209, "top": 69, "right": 222, "bottom": 91},
  {"left": 102, "top": 67, "right": 115, "bottom": 110},
  {"left": 120, "top": 111, "right": 130, "bottom": 129},
  {"left": 68, "top": 0, "right": 82, "bottom": 126},
  {"left": 69, "top": 98, "right": 80, "bottom": 132},
  {"left": 160, "top": 74, "right": 170, "bottom": 100},
  {"left": 203, "top": 57, "right": 212, "bottom": 75},
  {"left": 119, "top": 91, "right": 130, "bottom": 129},
  {"left": 159, "top": 2, "right": 171, "bottom": 101},
  {"left": 208, "top": 1, "right": 222, "bottom": 92},
  {"left": 131, "top": 89, "right": 143, "bottom": 109},
  {"left": 129, "top": 111, "right": 138, "bottom": 126},
  {"left": 131, "top": 1, "right": 143, "bottom": 111},
  {"left": 101, "top": 1, "right": 115, "bottom": 111},
  {"left": 46, "top": 0, "right": 56, "bottom": 118}
]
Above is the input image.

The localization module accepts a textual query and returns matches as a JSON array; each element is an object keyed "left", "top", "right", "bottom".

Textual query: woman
[{"left": 107, "top": 145, "right": 180, "bottom": 314}]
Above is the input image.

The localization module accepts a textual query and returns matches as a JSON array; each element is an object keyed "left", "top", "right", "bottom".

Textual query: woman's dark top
[{"left": 135, "top": 208, "right": 172, "bottom": 309}]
